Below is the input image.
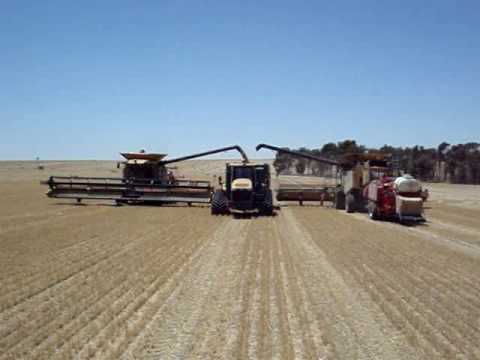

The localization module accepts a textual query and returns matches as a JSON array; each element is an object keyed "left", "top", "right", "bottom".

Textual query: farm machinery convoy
[{"left": 42, "top": 143, "right": 426, "bottom": 223}]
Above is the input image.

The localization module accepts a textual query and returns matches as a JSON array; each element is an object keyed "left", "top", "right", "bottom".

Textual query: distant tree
[
  {"left": 467, "top": 151, "right": 480, "bottom": 184},
  {"left": 337, "top": 140, "right": 365, "bottom": 154},
  {"left": 456, "top": 163, "right": 468, "bottom": 183},
  {"left": 407, "top": 157, "right": 416, "bottom": 176},
  {"left": 437, "top": 142, "right": 450, "bottom": 161},
  {"left": 273, "top": 151, "right": 293, "bottom": 175},
  {"left": 414, "top": 153, "right": 435, "bottom": 180},
  {"left": 295, "top": 159, "right": 306, "bottom": 174},
  {"left": 320, "top": 142, "right": 338, "bottom": 158},
  {"left": 379, "top": 145, "right": 396, "bottom": 154},
  {"left": 452, "top": 144, "right": 467, "bottom": 162},
  {"left": 445, "top": 153, "right": 457, "bottom": 182}
]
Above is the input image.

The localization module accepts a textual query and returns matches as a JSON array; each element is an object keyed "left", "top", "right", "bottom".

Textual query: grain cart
[
  {"left": 256, "top": 143, "right": 426, "bottom": 223},
  {"left": 211, "top": 162, "right": 274, "bottom": 216},
  {"left": 43, "top": 145, "right": 248, "bottom": 206}
]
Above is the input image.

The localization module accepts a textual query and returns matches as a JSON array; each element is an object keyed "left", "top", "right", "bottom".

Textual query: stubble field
[{"left": 1, "top": 160, "right": 479, "bottom": 359}]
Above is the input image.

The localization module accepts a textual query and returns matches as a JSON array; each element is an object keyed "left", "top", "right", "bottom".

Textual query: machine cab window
[{"left": 232, "top": 166, "right": 254, "bottom": 180}]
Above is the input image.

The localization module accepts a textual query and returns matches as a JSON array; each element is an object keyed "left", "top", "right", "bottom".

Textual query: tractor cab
[
  {"left": 226, "top": 164, "right": 255, "bottom": 211},
  {"left": 212, "top": 163, "right": 273, "bottom": 215},
  {"left": 226, "top": 163, "right": 270, "bottom": 212}
]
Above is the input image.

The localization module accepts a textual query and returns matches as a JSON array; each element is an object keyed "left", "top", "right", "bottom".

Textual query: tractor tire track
[
  {"left": 294, "top": 206, "right": 480, "bottom": 359},
  {"left": 0, "top": 209, "right": 221, "bottom": 359}
]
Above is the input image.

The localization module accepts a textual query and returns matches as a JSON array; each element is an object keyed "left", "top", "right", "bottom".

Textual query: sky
[{"left": 1, "top": 0, "right": 479, "bottom": 160}]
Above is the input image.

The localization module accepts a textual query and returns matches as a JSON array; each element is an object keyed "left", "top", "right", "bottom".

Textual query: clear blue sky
[{"left": 1, "top": 0, "right": 479, "bottom": 160}]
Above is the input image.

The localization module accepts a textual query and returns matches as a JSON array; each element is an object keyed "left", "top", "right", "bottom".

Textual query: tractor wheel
[
  {"left": 211, "top": 190, "right": 228, "bottom": 215},
  {"left": 367, "top": 201, "right": 379, "bottom": 220},
  {"left": 261, "top": 190, "right": 274, "bottom": 216},
  {"left": 345, "top": 193, "right": 355, "bottom": 213},
  {"left": 334, "top": 190, "right": 345, "bottom": 210}
]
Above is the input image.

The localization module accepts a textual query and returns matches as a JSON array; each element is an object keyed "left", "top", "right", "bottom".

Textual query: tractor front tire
[
  {"left": 261, "top": 190, "right": 274, "bottom": 216},
  {"left": 211, "top": 190, "right": 228, "bottom": 215}
]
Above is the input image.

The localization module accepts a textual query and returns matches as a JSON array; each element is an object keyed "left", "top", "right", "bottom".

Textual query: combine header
[
  {"left": 43, "top": 145, "right": 248, "bottom": 206},
  {"left": 43, "top": 176, "right": 213, "bottom": 205}
]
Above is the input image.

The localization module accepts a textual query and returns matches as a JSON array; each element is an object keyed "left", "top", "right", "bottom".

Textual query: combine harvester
[
  {"left": 42, "top": 145, "right": 249, "bottom": 206},
  {"left": 256, "top": 143, "right": 426, "bottom": 223}
]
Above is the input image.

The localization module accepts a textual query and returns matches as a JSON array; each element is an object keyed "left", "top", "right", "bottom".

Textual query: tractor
[{"left": 211, "top": 162, "right": 274, "bottom": 216}]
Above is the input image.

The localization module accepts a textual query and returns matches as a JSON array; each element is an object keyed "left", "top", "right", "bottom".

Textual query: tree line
[{"left": 273, "top": 140, "right": 480, "bottom": 184}]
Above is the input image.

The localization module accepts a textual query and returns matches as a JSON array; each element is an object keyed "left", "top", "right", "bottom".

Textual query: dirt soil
[{"left": 1, "top": 160, "right": 479, "bottom": 359}]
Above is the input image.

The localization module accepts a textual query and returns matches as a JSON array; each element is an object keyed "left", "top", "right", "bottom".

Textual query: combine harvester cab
[{"left": 42, "top": 146, "right": 249, "bottom": 207}]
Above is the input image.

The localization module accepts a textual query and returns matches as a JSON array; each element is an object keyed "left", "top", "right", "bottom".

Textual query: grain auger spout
[
  {"left": 255, "top": 143, "right": 339, "bottom": 166},
  {"left": 162, "top": 145, "right": 249, "bottom": 165}
]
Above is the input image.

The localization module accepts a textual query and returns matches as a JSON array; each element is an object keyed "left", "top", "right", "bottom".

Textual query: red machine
[
  {"left": 256, "top": 143, "right": 426, "bottom": 224},
  {"left": 364, "top": 175, "right": 425, "bottom": 223}
]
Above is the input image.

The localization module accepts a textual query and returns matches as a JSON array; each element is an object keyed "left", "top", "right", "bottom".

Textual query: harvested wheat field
[{"left": 1, "top": 160, "right": 480, "bottom": 359}]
